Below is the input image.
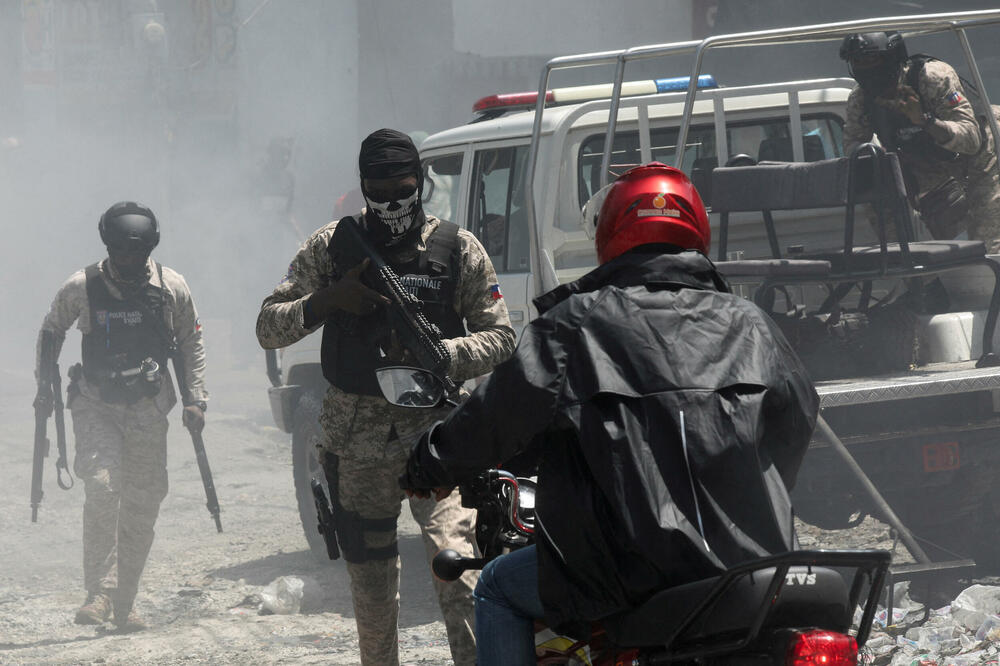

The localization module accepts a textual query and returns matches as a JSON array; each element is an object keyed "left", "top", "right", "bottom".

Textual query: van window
[
  {"left": 422, "top": 153, "right": 464, "bottom": 223},
  {"left": 468, "top": 146, "right": 530, "bottom": 273},
  {"left": 576, "top": 114, "right": 844, "bottom": 210}
]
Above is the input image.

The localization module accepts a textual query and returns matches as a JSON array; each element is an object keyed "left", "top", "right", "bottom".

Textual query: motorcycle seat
[{"left": 602, "top": 565, "right": 850, "bottom": 648}]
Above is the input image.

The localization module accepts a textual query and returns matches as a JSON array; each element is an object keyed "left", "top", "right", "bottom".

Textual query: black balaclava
[{"left": 358, "top": 128, "right": 426, "bottom": 247}]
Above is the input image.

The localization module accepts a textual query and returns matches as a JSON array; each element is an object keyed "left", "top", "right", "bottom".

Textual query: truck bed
[{"left": 815, "top": 361, "right": 1000, "bottom": 408}]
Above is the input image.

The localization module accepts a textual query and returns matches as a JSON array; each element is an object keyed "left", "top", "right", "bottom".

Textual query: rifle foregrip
[{"left": 379, "top": 267, "right": 417, "bottom": 305}]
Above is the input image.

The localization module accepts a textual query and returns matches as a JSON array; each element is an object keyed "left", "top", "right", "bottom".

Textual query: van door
[{"left": 466, "top": 142, "right": 532, "bottom": 338}]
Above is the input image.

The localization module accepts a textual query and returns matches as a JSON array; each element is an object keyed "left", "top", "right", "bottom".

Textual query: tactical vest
[
  {"left": 320, "top": 219, "right": 465, "bottom": 396},
  {"left": 867, "top": 57, "right": 964, "bottom": 165},
  {"left": 81, "top": 262, "right": 172, "bottom": 404}
]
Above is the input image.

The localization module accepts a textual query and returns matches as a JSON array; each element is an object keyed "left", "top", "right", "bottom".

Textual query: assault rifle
[
  {"left": 31, "top": 330, "right": 73, "bottom": 522},
  {"left": 332, "top": 217, "right": 458, "bottom": 394},
  {"left": 170, "top": 351, "right": 222, "bottom": 533}
]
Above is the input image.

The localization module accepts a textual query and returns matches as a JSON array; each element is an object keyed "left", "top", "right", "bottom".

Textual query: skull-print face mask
[{"left": 364, "top": 186, "right": 424, "bottom": 246}]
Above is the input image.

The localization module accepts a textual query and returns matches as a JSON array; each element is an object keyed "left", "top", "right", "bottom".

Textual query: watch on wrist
[{"left": 187, "top": 400, "right": 207, "bottom": 412}]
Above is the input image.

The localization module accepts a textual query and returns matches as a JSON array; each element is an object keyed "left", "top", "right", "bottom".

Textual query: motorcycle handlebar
[{"left": 432, "top": 548, "right": 487, "bottom": 582}]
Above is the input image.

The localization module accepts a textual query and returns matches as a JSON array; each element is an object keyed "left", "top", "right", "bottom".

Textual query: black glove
[
  {"left": 399, "top": 422, "right": 456, "bottom": 496},
  {"left": 307, "top": 259, "right": 389, "bottom": 320}
]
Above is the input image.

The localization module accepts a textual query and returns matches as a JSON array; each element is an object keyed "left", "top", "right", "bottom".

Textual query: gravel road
[
  {"left": 0, "top": 360, "right": 987, "bottom": 666},
  {"left": 0, "top": 364, "right": 454, "bottom": 665}
]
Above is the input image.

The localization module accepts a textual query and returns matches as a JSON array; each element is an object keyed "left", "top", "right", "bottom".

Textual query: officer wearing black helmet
[
  {"left": 841, "top": 31, "right": 1000, "bottom": 247},
  {"left": 34, "top": 201, "right": 208, "bottom": 631}
]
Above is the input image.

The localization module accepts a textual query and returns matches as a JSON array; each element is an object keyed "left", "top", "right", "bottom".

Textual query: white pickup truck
[{"left": 269, "top": 10, "right": 1000, "bottom": 569}]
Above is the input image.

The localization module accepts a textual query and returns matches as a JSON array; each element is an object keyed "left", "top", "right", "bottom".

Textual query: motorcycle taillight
[{"left": 785, "top": 629, "right": 858, "bottom": 666}]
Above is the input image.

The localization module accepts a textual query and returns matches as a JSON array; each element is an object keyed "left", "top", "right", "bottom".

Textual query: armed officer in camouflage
[
  {"left": 256, "top": 129, "right": 515, "bottom": 666},
  {"left": 35, "top": 201, "right": 208, "bottom": 631},
  {"left": 841, "top": 31, "right": 1000, "bottom": 249}
]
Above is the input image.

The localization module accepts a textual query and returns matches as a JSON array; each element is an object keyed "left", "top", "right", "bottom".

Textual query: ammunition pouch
[
  {"left": 919, "top": 176, "right": 969, "bottom": 239},
  {"left": 86, "top": 357, "right": 163, "bottom": 404},
  {"left": 336, "top": 510, "right": 399, "bottom": 564}
]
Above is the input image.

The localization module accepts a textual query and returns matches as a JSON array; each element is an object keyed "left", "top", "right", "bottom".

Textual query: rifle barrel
[
  {"left": 31, "top": 405, "right": 50, "bottom": 523},
  {"left": 189, "top": 428, "right": 223, "bottom": 533}
]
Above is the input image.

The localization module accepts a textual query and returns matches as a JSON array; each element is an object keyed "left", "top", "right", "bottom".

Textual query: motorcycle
[{"left": 376, "top": 367, "right": 892, "bottom": 666}]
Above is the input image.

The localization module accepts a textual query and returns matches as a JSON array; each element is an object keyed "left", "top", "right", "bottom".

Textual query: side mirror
[{"left": 376, "top": 367, "right": 445, "bottom": 408}]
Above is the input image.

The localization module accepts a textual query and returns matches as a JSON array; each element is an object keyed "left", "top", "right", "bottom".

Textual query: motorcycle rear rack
[{"left": 648, "top": 549, "right": 891, "bottom": 662}]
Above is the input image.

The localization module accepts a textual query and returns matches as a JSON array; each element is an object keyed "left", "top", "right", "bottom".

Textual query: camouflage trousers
[
  {"left": 336, "top": 454, "right": 478, "bottom": 666},
  {"left": 963, "top": 169, "right": 1000, "bottom": 253},
  {"left": 69, "top": 393, "right": 169, "bottom": 616}
]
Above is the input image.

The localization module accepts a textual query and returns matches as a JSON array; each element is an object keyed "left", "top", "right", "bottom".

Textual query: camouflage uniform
[
  {"left": 36, "top": 258, "right": 207, "bottom": 619},
  {"left": 844, "top": 58, "right": 1000, "bottom": 251},
  {"left": 257, "top": 213, "right": 515, "bottom": 666}
]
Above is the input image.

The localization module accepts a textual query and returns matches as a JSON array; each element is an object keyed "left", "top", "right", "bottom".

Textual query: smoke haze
[{"left": 2, "top": 0, "right": 999, "bottom": 379}]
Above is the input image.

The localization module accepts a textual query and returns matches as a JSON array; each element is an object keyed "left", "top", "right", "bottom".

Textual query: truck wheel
[{"left": 291, "top": 391, "right": 328, "bottom": 560}]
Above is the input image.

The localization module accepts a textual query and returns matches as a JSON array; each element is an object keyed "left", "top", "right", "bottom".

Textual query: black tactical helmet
[
  {"left": 839, "top": 31, "right": 908, "bottom": 64},
  {"left": 840, "top": 32, "right": 908, "bottom": 93},
  {"left": 98, "top": 201, "right": 160, "bottom": 251}
]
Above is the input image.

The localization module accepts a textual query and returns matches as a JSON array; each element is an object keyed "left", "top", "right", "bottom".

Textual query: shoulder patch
[
  {"left": 490, "top": 284, "right": 503, "bottom": 300},
  {"left": 946, "top": 91, "right": 964, "bottom": 107}
]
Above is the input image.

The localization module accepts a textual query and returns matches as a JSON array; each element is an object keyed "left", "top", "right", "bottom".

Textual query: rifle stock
[{"left": 32, "top": 330, "right": 72, "bottom": 522}]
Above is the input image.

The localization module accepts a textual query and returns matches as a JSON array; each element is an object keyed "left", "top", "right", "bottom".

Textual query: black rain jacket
[{"left": 426, "top": 248, "right": 819, "bottom": 638}]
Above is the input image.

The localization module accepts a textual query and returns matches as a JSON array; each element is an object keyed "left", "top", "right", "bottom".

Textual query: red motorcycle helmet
[{"left": 594, "top": 162, "right": 710, "bottom": 264}]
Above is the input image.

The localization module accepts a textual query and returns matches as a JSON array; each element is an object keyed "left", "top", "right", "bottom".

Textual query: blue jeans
[{"left": 474, "top": 545, "right": 545, "bottom": 666}]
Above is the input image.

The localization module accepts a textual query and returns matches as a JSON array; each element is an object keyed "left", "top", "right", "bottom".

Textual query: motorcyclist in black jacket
[{"left": 399, "top": 163, "right": 819, "bottom": 666}]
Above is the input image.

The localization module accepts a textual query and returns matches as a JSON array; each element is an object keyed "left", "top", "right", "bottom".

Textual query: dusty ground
[
  {"left": 0, "top": 363, "right": 453, "bottom": 666},
  {"left": 0, "top": 359, "right": 980, "bottom": 666}
]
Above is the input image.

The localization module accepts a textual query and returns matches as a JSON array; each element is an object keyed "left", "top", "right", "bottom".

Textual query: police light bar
[
  {"left": 472, "top": 75, "right": 718, "bottom": 114},
  {"left": 473, "top": 91, "right": 556, "bottom": 113}
]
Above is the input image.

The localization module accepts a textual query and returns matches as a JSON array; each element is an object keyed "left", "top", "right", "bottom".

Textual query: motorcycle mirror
[{"left": 375, "top": 366, "right": 445, "bottom": 408}]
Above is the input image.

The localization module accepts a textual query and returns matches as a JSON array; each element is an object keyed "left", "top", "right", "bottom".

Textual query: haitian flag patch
[
  {"left": 946, "top": 91, "right": 964, "bottom": 107},
  {"left": 489, "top": 284, "right": 503, "bottom": 300}
]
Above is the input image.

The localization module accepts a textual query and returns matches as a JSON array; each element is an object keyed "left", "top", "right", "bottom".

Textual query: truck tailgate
[{"left": 815, "top": 361, "right": 1000, "bottom": 408}]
